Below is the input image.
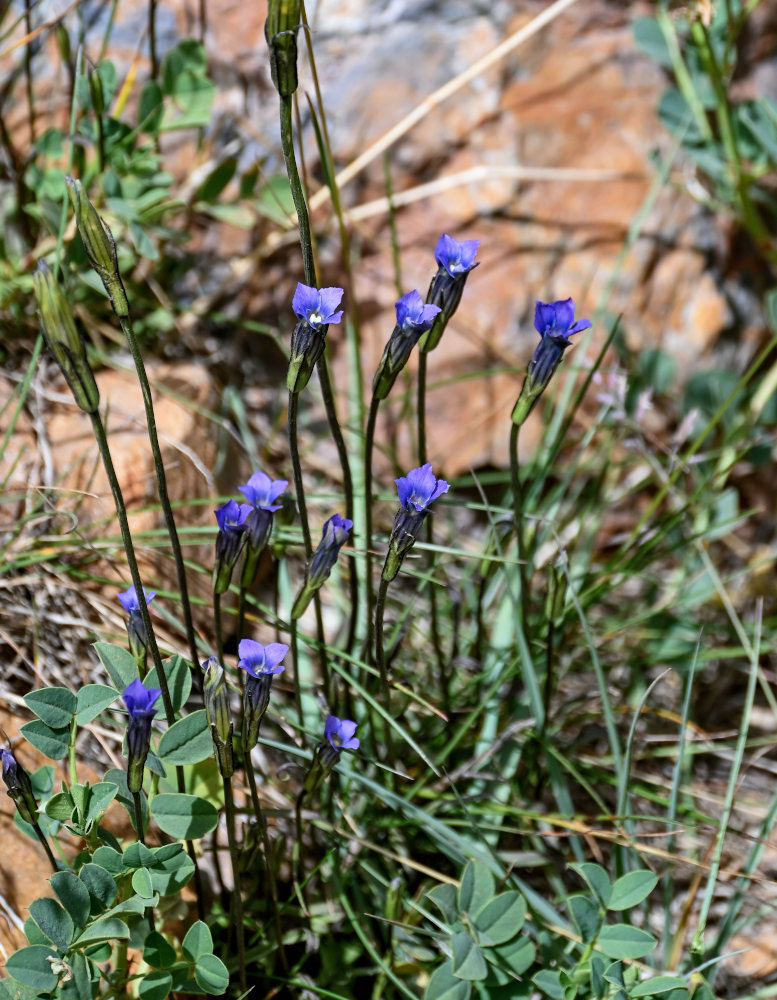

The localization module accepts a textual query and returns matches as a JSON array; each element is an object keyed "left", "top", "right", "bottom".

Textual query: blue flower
[
  {"left": 0, "top": 747, "right": 38, "bottom": 824},
  {"left": 292, "top": 284, "right": 344, "bottom": 328},
  {"left": 238, "top": 639, "right": 288, "bottom": 678},
  {"left": 215, "top": 499, "right": 252, "bottom": 533},
  {"left": 123, "top": 678, "right": 161, "bottom": 720},
  {"left": 395, "top": 290, "right": 441, "bottom": 333},
  {"left": 434, "top": 234, "right": 480, "bottom": 277},
  {"left": 529, "top": 298, "right": 592, "bottom": 389},
  {"left": 395, "top": 463, "right": 449, "bottom": 512},
  {"left": 239, "top": 471, "right": 289, "bottom": 512},
  {"left": 122, "top": 679, "right": 161, "bottom": 792},
  {"left": 117, "top": 585, "right": 156, "bottom": 613},
  {"left": 324, "top": 714, "right": 360, "bottom": 751}
]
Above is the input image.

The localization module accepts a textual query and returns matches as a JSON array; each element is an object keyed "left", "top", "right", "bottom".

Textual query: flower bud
[
  {"left": 291, "top": 513, "right": 353, "bottom": 618},
  {"left": 213, "top": 500, "right": 251, "bottom": 595},
  {"left": 33, "top": 262, "right": 100, "bottom": 414},
  {"left": 238, "top": 640, "right": 287, "bottom": 750},
  {"left": 122, "top": 679, "right": 161, "bottom": 793},
  {"left": 265, "top": 0, "right": 301, "bottom": 98},
  {"left": 65, "top": 177, "right": 130, "bottom": 319},
  {"left": 1, "top": 748, "right": 39, "bottom": 825},
  {"left": 420, "top": 234, "right": 480, "bottom": 354},
  {"left": 372, "top": 291, "right": 440, "bottom": 401},
  {"left": 383, "top": 464, "right": 448, "bottom": 582},
  {"left": 287, "top": 285, "right": 344, "bottom": 393},
  {"left": 203, "top": 658, "right": 234, "bottom": 778}
]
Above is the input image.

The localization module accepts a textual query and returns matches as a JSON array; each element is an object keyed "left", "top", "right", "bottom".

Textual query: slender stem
[
  {"left": 280, "top": 95, "right": 315, "bottom": 283},
  {"left": 32, "top": 822, "right": 58, "bottom": 873},
  {"left": 291, "top": 621, "right": 303, "bottom": 731},
  {"left": 23, "top": 0, "right": 36, "bottom": 146},
  {"left": 116, "top": 316, "right": 201, "bottom": 678},
  {"left": 133, "top": 792, "right": 145, "bottom": 844},
  {"left": 509, "top": 423, "right": 530, "bottom": 636},
  {"left": 213, "top": 591, "right": 224, "bottom": 666},
  {"left": 245, "top": 758, "right": 288, "bottom": 974},
  {"left": 288, "top": 390, "right": 312, "bottom": 558},
  {"left": 221, "top": 772, "right": 247, "bottom": 991},
  {"left": 417, "top": 351, "right": 428, "bottom": 467},
  {"left": 68, "top": 716, "right": 78, "bottom": 786},
  {"left": 316, "top": 361, "right": 358, "bottom": 654},
  {"left": 89, "top": 412, "right": 172, "bottom": 720},
  {"left": 148, "top": 0, "right": 158, "bottom": 80},
  {"left": 293, "top": 790, "right": 309, "bottom": 913},
  {"left": 313, "top": 596, "right": 331, "bottom": 704},
  {"left": 364, "top": 396, "right": 380, "bottom": 664},
  {"left": 374, "top": 576, "right": 395, "bottom": 773}
]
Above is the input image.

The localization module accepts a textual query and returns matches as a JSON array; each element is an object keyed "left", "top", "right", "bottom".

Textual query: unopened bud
[
  {"left": 265, "top": 0, "right": 301, "bottom": 97},
  {"left": 203, "top": 658, "right": 234, "bottom": 778},
  {"left": 33, "top": 261, "right": 100, "bottom": 414},
  {"left": 1, "top": 748, "right": 39, "bottom": 825},
  {"left": 66, "top": 176, "right": 129, "bottom": 319}
]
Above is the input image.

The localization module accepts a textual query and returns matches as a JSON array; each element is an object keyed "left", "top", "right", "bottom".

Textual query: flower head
[
  {"left": 395, "top": 290, "right": 440, "bottom": 333},
  {"left": 292, "top": 284, "right": 344, "bottom": 328},
  {"left": 215, "top": 499, "right": 252, "bottom": 533},
  {"left": 117, "top": 585, "right": 156, "bottom": 613},
  {"left": 122, "top": 678, "right": 161, "bottom": 720},
  {"left": 239, "top": 471, "right": 289, "bottom": 512},
  {"left": 434, "top": 234, "right": 480, "bottom": 277},
  {"left": 324, "top": 715, "right": 360, "bottom": 751},
  {"left": 534, "top": 298, "right": 592, "bottom": 344},
  {"left": 1, "top": 748, "right": 38, "bottom": 824},
  {"left": 320, "top": 513, "right": 353, "bottom": 550},
  {"left": 238, "top": 639, "right": 288, "bottom": 678},
  {"left": 395, "top": 463, "right": 449, "bottom": 512}
]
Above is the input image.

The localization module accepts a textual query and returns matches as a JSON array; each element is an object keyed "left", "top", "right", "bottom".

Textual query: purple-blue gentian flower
[
  {"left": 384, "top": 464, "right": 450, "bottom": 582},
  {"left": 288, "top": 284, "right": 345, "bottom": 392},
  {"left": 292, "top": 514, "right": 353, "bottom": 618},
  {"left": 373, "top": 291, "right": 441, "bottom": 400},
  {"left": 238, "top": 470, "right": 289, "bottom": 567},
  {"left": 423, "top": 234, "right": 480, "bottom": 352},
  {"left": 239, "top": 640, "right": 288, "bottom": 749},
  {"left": 239, "top": 471, "right": 289, "bottom": 512},
  {"left": 117, "top": 585, "right": 156, "bottom": 665},
  {"left": 122, "top": 678, "right": 162, "bottom": 793},
  {"left": 395, "top": 463, "right": 450, "bottom": 512},
  {"left": 238, "top": 639, "right": 289, "bottom": 677},
  {"left": 213, "top": 499, "right": 252, "bottom": 594},
  {"left": 0, "top": 747, "right": 38, "bottom": 824},
  {"left": 512, "top": 298, "right": 592, "bottom": 426},
  {"left": 292, "top": 284, "right": 344, "bottom": 328},
  {"left": 324, "top": 715, "right": 360, "bottom": 751},
  {"left": 434, "top": 234, "right": 480, "bottom": 277},
  {"left": 117, "top": 585, "right": 156, "bottom": 612}
]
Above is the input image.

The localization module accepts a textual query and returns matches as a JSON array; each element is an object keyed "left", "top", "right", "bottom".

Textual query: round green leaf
[
  {"left": 146, "top": 656, "right": 192, "bottom": 714},
  {"left": 19, "top": 720, "right": 69, "bottom": 760},
  {"left": 182, "top": 920, "right": 213, "bottom": 962},
  {"left": 23, "top": 687, "right": 77, "bottom": 728},
  {"left": 194, "top": 954, "right": 229, "bottom": 995},
  {"left": 45, "top": 790, "right": 75, "bottom": 822},
  {"left": 94, "top": 641, "right": 139, "bottom": 690},
  {"left": 75, "top": 684, "right": 119, "bottom": 724},
  {"left": 451, "top": 930, "right": 487, "bottom": 981},
  {"left": 138, "top": 970, "right": 173, "bottom": 1000},
  {"left": 144, "top": 931, "right": 177, "bottom": 969},
  {"left": 4, "top": 946, "right": 59, "bottom": 992},
  {"left": 73, "top": 916, "right": 130, "bottom": 947},
  {"left": 427, "top": 883, "right": 458, "bottom": 924},
  {"left": 424, "top": 961, "right": 472, "bottom": 1000},
  {"left": 596, "top": 924, "right": 656, "bottom": 960},
  {"left": 457, "top": 860, "right": 495, "bottom": 917},
  {"left": 631, "top": 976, "right": 689, "bottom": 997},
  {"left": 79, "top": 863, "right": 117, "bottom": 910},
  {"left": 51, "top": 871, "right": 91, "bottom": 929},
  {"left": 608, "top": 870, "right": 659, "bottom": 911},
  {"left": 132, "top": 867, "right": 155, "bottom": 899},
  {"left": 473, "top": 891, "right": 526, "bottom": 946},
  {"left": 28, "top": 897, "right": 74, "bottom": 951},
  {"left": 150, "top": 793, "right": 218, "bottom": 839},
  {"left": 157, "top": 710, "right": 212, "bottom": 765},
  {"left": 570, "top": 862, "right": 611, "bottom": 908}
]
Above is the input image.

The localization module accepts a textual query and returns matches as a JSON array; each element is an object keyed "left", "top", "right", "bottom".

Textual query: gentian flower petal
[
  {"left": 395, "top": 462, "right": 449, "bottom": 512},
  {"left": 239, "top": 470, "right": 289, "bottom": 511},
  {"left": 434, "top": 234, "right": 480, "bottom": 276},
  {"left": 117, "top": 585, "right": 156, "bottom": 613}
]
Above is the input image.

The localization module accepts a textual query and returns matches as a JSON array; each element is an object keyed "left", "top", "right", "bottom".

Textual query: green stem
[
  {"left": 291, "top": 621, "right": 304, "bottom": 731},
  {"left": 293, "top": 790, "right": 309, "bottom": 913},
  {"left": 148, "top": 0, "right": 158, "bottom": 80},
  {"left": 509, "top": 422, "right": 530, "bottom": 636},
  {"left": 133, "top": 791, "right": 145, "bottom": 844},
  {"left": 116, "top": 316, "right": 201, "bottom": 679},
  {"left": 245, "top": 759, "right": 288, "bottom": 974},
  {"left": 32, "top": 822, "right": 58, "bottom": 873},
  {"left": 68, "top": 716, "right": 78, "bottom": 786},
  {"left": 221, "top": 772, "right": 247, "bottom": 991},
  {"left": 288, "top": 390, "right": 312, "bottom": 558},
  {"left": 417, "top": 350, "right": 428, "bottom": 467},
  {"left": 89, "top": 411, "right": 172, "bottom": 720},
  {"left": 364, "top": 395, "right": 380, "bottom": 665},
  {"left": 280, "top": 95, "right": 315, "bottom": 282},
  {"left": 213, "top": 591, "right": 224, "bottom": 666},
  {"left": 374, "top": 575, "right": 396, "bottom": 773}
]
